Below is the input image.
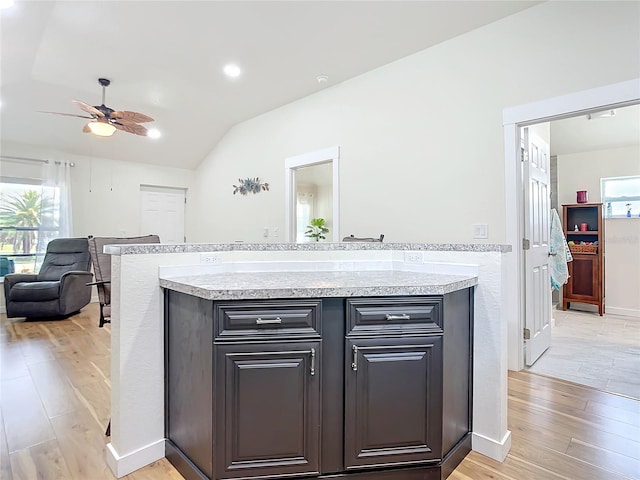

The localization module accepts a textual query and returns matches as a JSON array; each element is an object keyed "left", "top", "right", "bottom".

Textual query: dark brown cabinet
[
  {"left": 344, "top": 337, "right": 442, "bottom": 469},
  {"left": 562, "top": 203, "right": 605, "bottom": 315},
  {"left": 164, "top": 289, "right": 473, "bottom": 480},
  {"left": 214, "top": 341, "right": 321, "bottom": 479}
]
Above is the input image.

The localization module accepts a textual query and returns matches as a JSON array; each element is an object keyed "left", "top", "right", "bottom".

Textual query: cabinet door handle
[
  {"left": 351, "top": 345, "right": 358, "bottom": 371},
  {"left": 548, "top": 252, "right": 557, "bottom": 256},
  {"left": 385, "top": 313, "right": 411, "bottom": 321},
  {"left": 256, "top": 316, "right": 282, "bottom": 325},
  {"left": 310, "top": 348, "right": 316, "bottom": 376}
]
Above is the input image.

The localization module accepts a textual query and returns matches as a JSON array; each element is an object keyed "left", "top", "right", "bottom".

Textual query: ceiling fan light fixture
[{"left": 87, "top": 121, "right": 116, "bottom": 137}]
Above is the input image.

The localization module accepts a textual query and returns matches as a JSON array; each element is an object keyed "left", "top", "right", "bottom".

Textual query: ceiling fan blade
[
  {"left": 110, "top": 110, "right": 154, "bottom": 123},
  {"left": 38, "top": 111, "right": 93, "bottom": 119},
  {"left": 72, "top": 100, "right": 104, "bottom": 117},
  {"left": 83, "top": 124, "right": 91, "bottom": 133},
  {"left": 113, "top": 122, "right": 149, "bottom": 136}
]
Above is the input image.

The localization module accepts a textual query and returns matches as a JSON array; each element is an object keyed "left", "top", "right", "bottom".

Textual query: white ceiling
[
  {"left": 1, "top": 0, "right": 541, "bottom": 169},
  {"left": 550, "top": 104, "right": 640, "bottom": 156},
  {"left": 296, "top": 162, "right": 333, "bottom": 188}
]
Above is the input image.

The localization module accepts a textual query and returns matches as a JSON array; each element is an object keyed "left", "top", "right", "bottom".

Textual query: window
[
  {"left": 601, "top": 176, "right": 640, "bottom": 218},
  {"left": 0, "top": 180, "right": 62, "bottom": 275},
  {"left": 295, "top": 190, "right": 315, "bottom": 243}
]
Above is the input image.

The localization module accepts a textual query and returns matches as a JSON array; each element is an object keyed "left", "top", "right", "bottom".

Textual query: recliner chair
[{"left": 3, "top": 238, "right": 93, "bottom": 319}]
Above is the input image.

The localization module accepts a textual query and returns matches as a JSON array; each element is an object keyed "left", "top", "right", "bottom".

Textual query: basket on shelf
[{"left": 569, "top": 244, "right": 597, "bottom": 254}]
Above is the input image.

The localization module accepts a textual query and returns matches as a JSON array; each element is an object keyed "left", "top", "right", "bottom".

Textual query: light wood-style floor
[
  {"left": 0, "top": 304, "right": 181, "bottom": 480},
  {"left": 1, "top": 304, "right": 639, "bottom": 480}
]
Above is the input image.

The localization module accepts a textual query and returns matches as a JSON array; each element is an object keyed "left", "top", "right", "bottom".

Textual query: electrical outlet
[
  {"left": 273, "top": 227, "right": 279, "bottom": 238},
  {"left": 404, "top": 252, "right": 423, "bottom": 264},
  {"left": 263, "top": 227, "right": 269, "bottom": 238},
  {"left": 200, "top": 253, "right": 222, "bottom": 265}
]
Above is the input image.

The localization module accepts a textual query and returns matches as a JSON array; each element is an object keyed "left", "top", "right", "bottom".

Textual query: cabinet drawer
[
  {"left": 214, "top": 300, "right": 321, "bottom": 340},
  {"left": 347, "top": 297, "right": 442, "bottom": 336}
]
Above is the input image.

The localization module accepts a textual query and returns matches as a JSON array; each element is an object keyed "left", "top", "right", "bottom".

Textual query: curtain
[
  {"left": 37, "top": 161, "right": 73, "bottom": 254},
  {"left": 296, "top": 191, "right": 314, "bottom": 243}
]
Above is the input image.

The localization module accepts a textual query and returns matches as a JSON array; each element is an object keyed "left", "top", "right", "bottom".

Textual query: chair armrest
[
  {"left": 60, "top": 271, "right": 94, "bottom": 290},
  {"left": 3, "top": 273, "right": 38, "bottom": 290},
  {"left": 59, "top": 271, "right": 94, "bottom": 315}
]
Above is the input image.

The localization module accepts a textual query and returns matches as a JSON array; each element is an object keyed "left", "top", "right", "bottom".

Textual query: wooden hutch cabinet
[{"left": 562, "top": 203, "right": 605, "bottom": 315}]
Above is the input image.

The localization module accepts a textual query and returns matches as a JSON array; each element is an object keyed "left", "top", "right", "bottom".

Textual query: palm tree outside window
[
  {"left": 1, "top": 160, "right": 73, "bottom": 277},
  {"left": 0, "top": 183, "right": 59, "bottom": 275}
]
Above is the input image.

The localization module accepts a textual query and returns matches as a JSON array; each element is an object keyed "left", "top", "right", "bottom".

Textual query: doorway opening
[
  {"left": 503, "top": 78, "right": 639, "bottom": 377},
  {"left": 522, "top": 104, "right": 640, "bottom": 399},
  {"left": 285, "top": 146, "right": 340, "bottom": 242}
]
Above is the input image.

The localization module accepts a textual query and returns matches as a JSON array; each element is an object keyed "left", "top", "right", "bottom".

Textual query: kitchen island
[
  {"left": 161, "top": 268, "right": 477, "bottom": 480},
  {"left": 104, "top": 242, "right": 511, "bottom": 479}
]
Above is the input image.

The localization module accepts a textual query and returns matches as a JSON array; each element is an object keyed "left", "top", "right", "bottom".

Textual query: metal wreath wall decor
[{"left": 233, "top": 177, "right": 269, "bottom": 195}]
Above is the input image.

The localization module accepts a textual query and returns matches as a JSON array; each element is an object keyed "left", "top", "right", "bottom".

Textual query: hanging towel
[{"left": 549, "top": 208, "right": 572, "bottom": 290}]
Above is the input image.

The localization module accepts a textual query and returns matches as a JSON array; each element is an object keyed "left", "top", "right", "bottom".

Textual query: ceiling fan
[{"left": 41, "top": 78, "right": 154, "bottom": 137}]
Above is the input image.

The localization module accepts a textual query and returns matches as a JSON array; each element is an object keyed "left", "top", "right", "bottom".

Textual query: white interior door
[
  {"left": 523, "top": 128, "right": 552, "bottom": 366},
  {"left": 140, "top": 185, "right": 186, "bottom": 243}
]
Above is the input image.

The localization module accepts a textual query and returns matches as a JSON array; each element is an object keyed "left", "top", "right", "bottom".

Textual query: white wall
[
  {"left": 1, "top": 141, "right": 195, "bottom": 238},
  {"left": 0, "top": 142, "right": 195, "bottom": 313},
  {"left": 557, "top": 145, "right": 640, "bottom": 316},
  {"left": 188, "top": 1, "right": 640, "bottom": 244}
]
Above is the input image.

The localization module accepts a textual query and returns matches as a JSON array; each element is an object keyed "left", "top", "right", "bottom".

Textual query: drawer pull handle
[
  {"left": 385, "top": 314, "right": 411, "bottom": 321},
  {"left": 351, "top": 345, "right": 358, "bottom": 371},
  {"left": 256, "top": 317, "right": 282, "bottom": 325},
  {"left": 310, "top": 348, "right": 316, "bottom": 376}
]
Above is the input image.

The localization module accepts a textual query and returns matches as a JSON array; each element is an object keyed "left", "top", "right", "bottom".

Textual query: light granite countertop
[
  {"left": 106, "top": 242, "right": 511, "bottom": 255},
  {"left": 159, "top": 270, "right": 478, "bottom": 300}
]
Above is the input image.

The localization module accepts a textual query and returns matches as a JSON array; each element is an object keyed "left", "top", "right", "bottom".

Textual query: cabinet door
[
  {"left": 344, "top": 336, "right": 442, "bottom": 469},
  {"left": 566, "top": 255, "right": 599, "bottom": 301},
  {"left": 214, "top": 341, "right": 321, "bottom": 479}
]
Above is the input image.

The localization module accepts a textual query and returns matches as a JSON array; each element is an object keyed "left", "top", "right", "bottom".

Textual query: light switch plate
[{"left": 472, "top": 224, "right": 488, "bottom": 239}]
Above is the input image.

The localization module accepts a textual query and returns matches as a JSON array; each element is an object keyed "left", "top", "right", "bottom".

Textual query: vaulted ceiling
[{"left": 1, "top": 1, "right": 541, "bottom": 169}]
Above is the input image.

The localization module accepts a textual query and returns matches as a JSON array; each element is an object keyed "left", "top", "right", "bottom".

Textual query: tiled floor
[{"left": 527, "top": 307, "right": 640, "bottom": 399}]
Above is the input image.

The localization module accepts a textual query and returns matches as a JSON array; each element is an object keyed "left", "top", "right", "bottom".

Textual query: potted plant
[{"left": 305, "top": 218, "right": 329, "bottom": 242}]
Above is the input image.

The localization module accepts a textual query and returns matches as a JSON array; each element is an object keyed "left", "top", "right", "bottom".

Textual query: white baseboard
[
  {"left": 106, "top": 439, "right": 165, "bottom": 478},
  {"left": 606, "top": 306, "right": 640, "bottom": 318},
  {"left": 0, "top": 306, "right": 5, "bottom": 314},
  {"left": 472, "top": 430, "right": 512, "bottom": 462}
]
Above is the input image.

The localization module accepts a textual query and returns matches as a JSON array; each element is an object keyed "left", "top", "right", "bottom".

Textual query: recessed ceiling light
[
  {"left": 223, "top": 64, "right": 241, "bottom": 78},
  {"left": 317, "top": 75, "right": 329, "bottom": 84},
  {"left": 147, "top": 128, "right": 162, "bottom": 139},
  {"left": 0, "top": 0, "right": 15, "bottom": 10}
]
